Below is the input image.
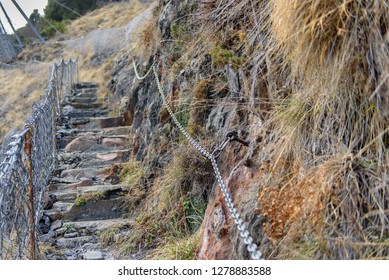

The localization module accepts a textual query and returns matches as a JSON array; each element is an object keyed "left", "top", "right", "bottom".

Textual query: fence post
[
  {"left": 24, "top": 128, "right": 36, "bottom": 260},
  {"left": 51, "top": 84, "right": 57, "bottom": 160}
]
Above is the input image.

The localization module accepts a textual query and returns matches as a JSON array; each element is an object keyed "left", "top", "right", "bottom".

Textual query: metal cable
[{"left": 134, "top": 60, "right": 263, "bottom": 260}]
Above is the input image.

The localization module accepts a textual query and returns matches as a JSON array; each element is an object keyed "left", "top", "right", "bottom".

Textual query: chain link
[
  {"left": 0, "top": 59, "right": 77, "bottom": 259},
  {"left": 133, "top": 60, "right": 156, "bottom": 80},
  {"left": 134, "top": 60, "right": 263, "bottom": 260}
]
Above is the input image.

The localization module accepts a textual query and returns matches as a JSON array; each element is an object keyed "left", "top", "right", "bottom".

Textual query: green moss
[
  {"left": 74, "top": 197, "right": 86, "bottom": 207},
  {"left": 175, "top": 108, "right": 190, "bottom": 130},
  {"left": 170, "top": 24, "right": 190, "bottom": 44},
  {"left": 210, "top": 46, "right": 233, "bottom": 67},
  {"left": 120, "top": 161, "right": 146, "bottom": 186},
  {"left": 162, "top": 123, "right": 172, "bottom": 135},
  {"left": 63, "top": 223, "right": 76, "bottom": 234},
  {"left": 100, "top": 227, "right": 121, "bottom": 245},
  {"left": 209, "top": 45, "right": 246, "bottom": 68}
]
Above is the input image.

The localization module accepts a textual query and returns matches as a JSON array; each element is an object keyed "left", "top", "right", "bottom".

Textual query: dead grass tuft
[
  {"left": 116, "top": 143, "right": 213, "bottom": 259},
  {"left": 0, "top": 63, "right": 50, "bottom": 143},
  {"left": 66, "top": 1, "right": 149, "bottom": 39},
  {"left": 193, "top": 0, "right": 389, "bottom": 259},
  {"left": 271, "top": 0, "right": 389, "bottom": 116}
]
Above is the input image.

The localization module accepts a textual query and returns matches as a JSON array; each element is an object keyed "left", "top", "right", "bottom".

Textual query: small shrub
[
  {"left": 100, "top": 227, "right": 121, "bottom": 246},
  {"left": 63, "top": 223, "right": 76, "bottom": 234},
  {"left": 74, "top": 197, "right": 86, "bottom": 207},
  {"left": 210, "top": 45, "right": 246, "bottom": 68},
  {"left": 148, "top": 232, "right": 201, "bottom": 260},
  {"left": 120, "top": 161, "right": 147, "bottom": 211}
]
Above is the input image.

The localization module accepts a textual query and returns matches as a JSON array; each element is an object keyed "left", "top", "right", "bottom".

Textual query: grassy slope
[
  {"left": 113, "top": 0, "right": 389, "bottom": 259},
  {"left": 0, "top": 63, "right": 49, "bottom": 140},
  {"left": 0, "top": 1, "right": 148, "bottom": 144}
]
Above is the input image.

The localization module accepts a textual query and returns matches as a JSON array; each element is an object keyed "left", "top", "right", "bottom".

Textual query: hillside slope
[
  {"left": 1, "top": 0, "right": 388, "bottom": 260},
  {"left": 105, "top": 0, "right": 389, "bottom": 259},
  {"left": 0, "top": 1, "right": 150, "bottom": 150}
]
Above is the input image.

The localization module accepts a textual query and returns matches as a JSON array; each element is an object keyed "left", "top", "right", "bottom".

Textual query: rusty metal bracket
[{"left": 24, "top": 128, "right": 36, "bottom": 260}]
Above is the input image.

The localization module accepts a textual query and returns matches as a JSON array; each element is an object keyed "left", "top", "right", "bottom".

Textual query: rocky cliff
[
  {"left": 107, "top": 0, "right": 268, "bottom": 259},
  {"left": 104, "top": 0, "right": 389, "bottom": 259}
]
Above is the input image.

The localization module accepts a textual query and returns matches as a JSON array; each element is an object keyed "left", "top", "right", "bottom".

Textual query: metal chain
[
  {"left": 152, "top": 65, "right": 213, "bottom": 160},
  {"left": 133, "top": 60, "right": 156, "bottom": 81},
  {"left": 134, "top": 60, "right": 263, "bottom": 260}
]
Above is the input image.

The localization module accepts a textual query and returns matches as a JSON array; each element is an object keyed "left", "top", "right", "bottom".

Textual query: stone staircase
[{"left": 39, "top": 83, "right": 132, "bottom": 260}]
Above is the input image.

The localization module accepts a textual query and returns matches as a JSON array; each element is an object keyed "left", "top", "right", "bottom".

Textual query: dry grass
[
  {"left": 1, "top": 1, "right": 150, "bottom": 142},
  {"left": 126, "top": 2, "right": 161, "bottom": 60},
  {"left": 182, "top": 0, "right": 389, "bottom": 259},
  {"left": 115, "top": 143, "right": 213, "bottom": 259},
  {"left": 147, "top": 231, "right": 201, "bottom": 260},
  {"left": 0, "top": 63, "right": 50, "bottom": 143},
  {"left": 65, "top": 1, "right": 149, "bottom": 39},
  {"left": 252, "top": 0, "right": 389, "bottom": 259}
]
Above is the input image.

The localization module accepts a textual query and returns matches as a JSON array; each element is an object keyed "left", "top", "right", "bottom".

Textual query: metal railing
[{"left": 0, "top": 59, "right": 77, "bottom": 259}]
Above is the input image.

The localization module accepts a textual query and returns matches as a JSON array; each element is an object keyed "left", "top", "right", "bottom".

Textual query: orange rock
[
  {"left": 64, "top": 136, "right": 97, "bottom": 152},
  {"left": 101, "top": 137, "right": 125, "bottom": 147},
  {"left": 96, "top": 152, "right": 118, "bottom": 161}
]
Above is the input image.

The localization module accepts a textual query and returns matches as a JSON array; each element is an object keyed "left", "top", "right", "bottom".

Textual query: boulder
[
  {"left": 65, "top": 136, "right": 97, "bottom": 152},
  {"left": 83, "top": 250, "right": 103, "bottom": 260},
  {"left": 50, "top": 220, "right": 62, "bottom": 231}
]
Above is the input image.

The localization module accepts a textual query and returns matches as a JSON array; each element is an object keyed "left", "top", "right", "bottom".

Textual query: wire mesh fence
[{"left": 0, "top": 59, "right": 77, "bottom": 259}]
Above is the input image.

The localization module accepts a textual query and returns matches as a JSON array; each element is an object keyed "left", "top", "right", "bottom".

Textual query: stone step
[
  {"left": 50, "top": 176, "right": 78, "bottom": 184},
  {"left": 63, "top": 108, "right": 109, "bottom": 118},
  {"left": 48, "top": 179, "right": 95, "bottom": 191},
  {"left": 44, "top": 202, "right": 74, "bottom": 219},
  {"left": 75, "top": 82, "right": 98, "bottom": 89},
  {"left": 70, "top": 102, "right": 106, "bottom": 110},
  {"left": 58, "top": 149, "right": 130, "bottom": 168},
  {"left": 60, "top": 163, "right": 124, "bottom": 181},
  {"left": 51, "top": 184, "right": 130, "bottom": 202},
  {"left": 63, "top": 196, "right": 126, "bottom": 222},
  {"left": 74, "top": 91, "right": 98, "bottom": 98},
  {"left": 56, "top": 126, "right": 131, "bottom": 139},
  {"left": 69, "top": 96, "right": 98, "bottom": 104},
  {"left": 62, "top": 218, "right": 132, "bottom": 232},
  {"left": 56, "top": 236, "right": 97, "bottom": 249},
  {"left": 70, "top": 116, "right": 126, "bottom": 130},
  {"left": 60, "top": 134, "right": 129, "bottom": 152}
]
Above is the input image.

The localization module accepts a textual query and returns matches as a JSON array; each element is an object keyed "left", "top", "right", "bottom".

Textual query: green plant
[
  {"left": 119, "top": 231, "right": 140, "bottom": 255},
  {"left": 120, "top": 161, "right": 146, "bottom": 186},
  {"left": 100, "top": 227, "right": 121, "bottom": 246},
  {"left": 184, "top": 197, "right": 207, "bottom": 234},
  {"left": 147, "top": 232, "right": 201, "bottom": 260},
  {"left": 170, "top": 24, "right": 190, "bottom": 45},
  {"left": 74, "top": 197, "right": 86, "bottom": 207},
  {"left": 120, "top": 161, "right": 147, "bottom": 212},
  {"left": 209, "top": 45, "right": 246, "bottom": 68},
  {"left": 74, "top": 191, "right": 105, "bottom": 207},
  {"left": 91, "top": 191, "right": 105, "bottom": 200},
  {"left": 63, "top": 223, "right": 76, "bottom": 234},
  {"left": 39, "top": 19, "right": 67, "bottom": 38}
]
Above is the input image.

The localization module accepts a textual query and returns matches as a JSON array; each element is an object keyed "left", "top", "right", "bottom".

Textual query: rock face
[
  {"left": 0, "top": 34, "right": 16, "bottom": 63},
  {"left": 107, "top": 0, "right": 266, "bottom": 259}
]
